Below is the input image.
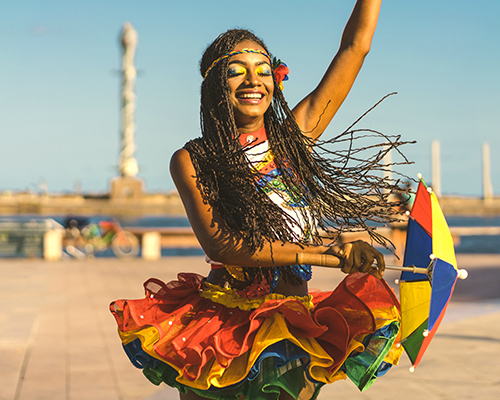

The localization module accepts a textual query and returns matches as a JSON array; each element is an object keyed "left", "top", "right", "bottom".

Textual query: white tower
[
  {"left": 111, "top": 22, "right": 144, "bottom": 200},
  {"left": 119, "top": 22, "right": 139, "bottom": 178}
]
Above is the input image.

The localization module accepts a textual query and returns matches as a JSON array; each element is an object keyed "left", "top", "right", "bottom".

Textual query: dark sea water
[
  {"left": 445, "top": 216, "right": 500, "bottom": 254},
  {"left": 117, "top": 215, "right": 500, "bottom": 255},
  {"left": 1, "top": 214, "right": 500, "bottom": 257},
  {"left": 66, "top": 215, "right": 500, "bottom": 255}
]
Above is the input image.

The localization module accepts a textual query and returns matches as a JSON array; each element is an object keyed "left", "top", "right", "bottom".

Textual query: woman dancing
[{"left": 111, "top": 1, "right": 411, "bottom": 399}]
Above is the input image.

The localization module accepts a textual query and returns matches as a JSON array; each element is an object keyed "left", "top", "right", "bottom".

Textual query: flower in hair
[{"left": 272, "top": 57, "right": 289, "bottom": 91}]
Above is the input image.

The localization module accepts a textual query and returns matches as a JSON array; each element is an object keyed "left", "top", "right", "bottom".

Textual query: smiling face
[{"left": 227, "top": 40, "right": 274, "bottom": 132}]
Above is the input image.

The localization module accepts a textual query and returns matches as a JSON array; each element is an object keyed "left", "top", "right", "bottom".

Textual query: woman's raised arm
[{"left": 292, "top": 0, "right": 382, "bottom": 141}]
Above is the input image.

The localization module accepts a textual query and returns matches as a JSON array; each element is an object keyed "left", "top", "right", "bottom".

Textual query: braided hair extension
[{"left": 184, "top": 29, "right": 414, "bottom": 283}]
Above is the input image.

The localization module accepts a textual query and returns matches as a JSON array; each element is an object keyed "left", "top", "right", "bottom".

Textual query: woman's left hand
[{"left": 327, "top": 240, "right": 385, "bottom": 278}]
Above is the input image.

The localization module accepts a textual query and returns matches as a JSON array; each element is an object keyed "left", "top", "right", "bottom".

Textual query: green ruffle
[{"left": 143, "top": 357, "right": 324, "bottom": 400}]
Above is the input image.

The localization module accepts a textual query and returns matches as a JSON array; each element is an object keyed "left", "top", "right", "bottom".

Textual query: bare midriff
[{"left": 205, "top": 269, "right": 309, "bottom": 297}]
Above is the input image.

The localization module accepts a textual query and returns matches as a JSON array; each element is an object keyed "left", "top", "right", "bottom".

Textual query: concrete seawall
[
  {"left": 3, "top": 192, "right": 500, "bottom": 216},
  {"left": 0, "top": 192, "right": 186, "bottom": 216},
  {"left": 439, "top": 196, "right": 500, "bottom": 216}
]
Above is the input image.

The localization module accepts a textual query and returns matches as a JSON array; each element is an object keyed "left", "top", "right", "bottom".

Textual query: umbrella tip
[
  {"left": 417, "top": 173, "right": 422, "bottom": 180},
  {"left": 394, "top": 279, "right": 400, "bottom": 285},
  {"left": 423, "top": 329, "right": 429, "bottom": 337},
  {"left": 427, "top": 187, "right": 433, "bottom": 194},
  {"left": 457, "top": 269, "right": 468, "bottom": 280},
  {"left": 409, "top": 366, "right": 416, "bottom": 373},
  {"left": 429, "top": 254, "right": 436, "bottom": 260}
]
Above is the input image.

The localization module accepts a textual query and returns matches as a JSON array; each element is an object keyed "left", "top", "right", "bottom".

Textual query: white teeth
[{"left": 239, "top": 93, "right": 262, "bottom": 99}]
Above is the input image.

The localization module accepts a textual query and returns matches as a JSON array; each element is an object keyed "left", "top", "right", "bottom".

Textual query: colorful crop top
[
  {"left": 239, "top": 126, "right": 312, "bottom": 240},
  {"left": 207, "top": 126, "right": 313, "bottom": 294}
]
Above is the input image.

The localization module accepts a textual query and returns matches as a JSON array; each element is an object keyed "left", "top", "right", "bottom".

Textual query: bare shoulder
[
  {"left": 170, "top": 148, "right": 191, "bottom": 169},
  {"left": 170, "top": 148, "right": 195, "bottom": 182}
]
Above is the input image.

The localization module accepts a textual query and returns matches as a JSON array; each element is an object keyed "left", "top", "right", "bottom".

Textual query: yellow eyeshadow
[
  {"left": 228, "top": 65, "right": 247, "bottom": 77},
  {"left": 255, "top": 65, "right": 272, "bottom": 76}
]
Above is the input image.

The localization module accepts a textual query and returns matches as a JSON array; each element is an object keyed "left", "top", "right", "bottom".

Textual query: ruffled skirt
[{"left": 110, "top": 272, "right": 403, "bottom": 400}]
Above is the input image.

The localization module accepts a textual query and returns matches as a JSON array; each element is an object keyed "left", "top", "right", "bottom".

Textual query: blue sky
[{"left": 1, "top": 0, "right": 499, "bottom": 196}]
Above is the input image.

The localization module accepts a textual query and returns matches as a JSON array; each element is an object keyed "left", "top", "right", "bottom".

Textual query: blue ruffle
[{"left": 123, "top": 338, "right": 313, "bottom": 391}]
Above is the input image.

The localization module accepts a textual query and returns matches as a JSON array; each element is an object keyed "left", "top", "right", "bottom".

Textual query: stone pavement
[{"left": 1, "top": 254, "right": 499, "bottom": 400}]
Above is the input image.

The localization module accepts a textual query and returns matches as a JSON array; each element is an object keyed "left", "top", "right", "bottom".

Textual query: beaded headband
[{"left": 203, "top": 48, "right": 271, "bottom": 79}]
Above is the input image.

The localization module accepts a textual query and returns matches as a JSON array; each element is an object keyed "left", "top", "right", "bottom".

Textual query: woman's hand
[{"left": 326, "top": 240, "right": 385, "bottom": 278}]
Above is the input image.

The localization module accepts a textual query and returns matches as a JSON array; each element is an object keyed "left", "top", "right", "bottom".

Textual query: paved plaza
[{"left": 1, "top": 254, "right": 499, "bottom": 400}]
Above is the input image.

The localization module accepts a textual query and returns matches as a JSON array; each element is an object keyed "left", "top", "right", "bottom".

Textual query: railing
[
  {"left": 449, "top": 226, "right": 500, "bottom": 236},
  {"left": 126, "top": 227, "right": 199, "bottom": 248},
  {"left": 0, "top": 219, "right": 63, "bottom": 259}
]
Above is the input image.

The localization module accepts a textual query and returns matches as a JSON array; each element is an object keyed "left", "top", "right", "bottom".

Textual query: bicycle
[{"left": 64, "top": 218, "right": 140, "bottom": 259}]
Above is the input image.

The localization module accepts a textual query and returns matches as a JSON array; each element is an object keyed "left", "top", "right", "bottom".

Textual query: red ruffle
[{"left": 110, "top": 272, "right": 399, "bottom": 382}]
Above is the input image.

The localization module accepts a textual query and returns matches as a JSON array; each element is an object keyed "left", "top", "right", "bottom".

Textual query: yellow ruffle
[
  {"left": 119, "top": 326, "right": 157, "bottom": 346},
  {"left": 200, "top": 282, "right": 315, "bottom": 311}
]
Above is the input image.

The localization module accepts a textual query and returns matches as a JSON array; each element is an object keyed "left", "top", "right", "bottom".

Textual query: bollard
[
  {"left": 43, "top": 229, "right": 63, "bottom": 261},
  {"left": 142, "top": 231, "right": 161, "bottom": 260}
]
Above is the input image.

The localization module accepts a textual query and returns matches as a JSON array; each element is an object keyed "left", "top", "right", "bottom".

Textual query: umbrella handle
[
  {"left": 296, "top": 253, "right": 468, "bottom": 280},
  {"left": 296, "top": 252, "right": 410, "bottom": 272},
  {"left": 296, "top": 253, "right": 341, "bottom": 268}
]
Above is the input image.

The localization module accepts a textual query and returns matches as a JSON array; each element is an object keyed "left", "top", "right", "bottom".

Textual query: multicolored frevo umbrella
[
  {"left": 296, "top": 174, "right": 468, "bottom": 372},
  {"left": 398, "top": 175, "right": 468, "bottom": 371}
]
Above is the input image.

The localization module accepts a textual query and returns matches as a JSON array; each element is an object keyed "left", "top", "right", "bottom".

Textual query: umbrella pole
[
  {"left": 385, "top": 264, "right": 428, "bottom": 274},
  {"left": 386, "top": 264, "right": 468, "bottom": 279}
]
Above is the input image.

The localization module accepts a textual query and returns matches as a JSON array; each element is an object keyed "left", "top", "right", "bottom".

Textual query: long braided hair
[{"left": 185, "top": 29, "right": 413, "bottom": 274}]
